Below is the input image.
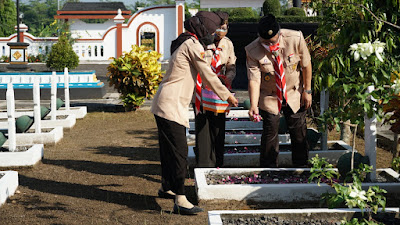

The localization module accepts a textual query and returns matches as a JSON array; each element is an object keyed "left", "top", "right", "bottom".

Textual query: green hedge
[
  {"left": 262, "top": 0, "right": 281, "bottom": 16},
  {"left": 284, "top": 7, "right": 306, "bottom": 17},
  {"left": 229, "top": 16, "right": 323, "bottom": 23}
]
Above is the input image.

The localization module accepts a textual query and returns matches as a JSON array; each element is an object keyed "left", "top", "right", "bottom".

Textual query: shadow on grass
[
  {"left": 87, "top": 146, "right": 160, "bottom": 162},
  {"left": 19, "top": 174, "right": 162, "bottom": 211},
  {"left": 42, "top": 159, "right": 161, "bottom": 184},
  {"left": 125, "top": 128, "right": 159, "bottom": 142}
]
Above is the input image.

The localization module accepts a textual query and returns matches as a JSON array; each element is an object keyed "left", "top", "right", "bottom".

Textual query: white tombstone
[
  {"left": 364, "top": 85, "right": 377, "bottom": 181},
  {"left": 320, "top": 89, "right": 329, "bottom": 150},
  {"left": 33, "top": 77, "right": 41, "bottom": 133},
  {"left": 6, "top": 83, "right": 16, "bottom": 152},
  {"left": 64, "top": 67, "right": 70, "bottom": 110},
  {"left": 51, "top": 71, "right": 57, "bottom": 121}
]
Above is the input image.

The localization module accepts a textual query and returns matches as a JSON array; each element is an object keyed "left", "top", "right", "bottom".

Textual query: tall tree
[
  {"left": 20, "top": 0, "right": 58, "bottom": 36},
  {"left": 0, "top": 0, "right": 17, "bottom": 37}
]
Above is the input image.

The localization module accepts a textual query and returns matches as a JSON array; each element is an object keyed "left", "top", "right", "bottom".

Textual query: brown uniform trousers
[
  {"left": 151, "top": 37, "right": 232, "bottom": 194},
  {"left": 245, "top": 29, "right": 311, "bottom": 167}
]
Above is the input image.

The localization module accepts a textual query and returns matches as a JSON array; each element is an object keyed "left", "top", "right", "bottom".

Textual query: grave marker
[
  {"left": 6, "top": 83, "right": 16, "bottom": 151},
  {"left": 33, "top": 77, "right": 41, "bottom": 133},
  {"left": 51, "top": 71, "right": 57, "bottom": 121},
  {"left": 64, "top": 67, "right": 70, "bottom": 110},
  {"left": 364, "top": 85, "right": 377, "bottom": 181}
]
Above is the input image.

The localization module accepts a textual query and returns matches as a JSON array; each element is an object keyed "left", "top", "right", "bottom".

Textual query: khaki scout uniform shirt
[
  {"left": 151, "top": 36, "right": 232, "bottom": 128},
  {"left": 204, "top": 37, "right": 236, "bottom": 85},
  {"left": 245, "top": 29, "right": 311, "bottom": 115}
]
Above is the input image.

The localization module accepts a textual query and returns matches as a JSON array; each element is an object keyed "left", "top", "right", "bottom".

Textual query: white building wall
[
  {"left": 70, "top": 19, "right": 115, "bottom": 39},
  {"left": 0, "top": 5, "right": 180, "bottom": 62}
]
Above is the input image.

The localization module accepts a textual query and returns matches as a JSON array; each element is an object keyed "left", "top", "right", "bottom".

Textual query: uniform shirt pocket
[{"left": 284, "top": 55, "right": 300, "bottom": 74}]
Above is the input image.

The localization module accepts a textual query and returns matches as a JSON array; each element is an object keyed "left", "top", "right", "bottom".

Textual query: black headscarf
[
  {"left": 215, "top": 11, "right": 229, "bottom": 25},
  {"left": 170, "top": 11, "right": 221, "bottom": 54}
]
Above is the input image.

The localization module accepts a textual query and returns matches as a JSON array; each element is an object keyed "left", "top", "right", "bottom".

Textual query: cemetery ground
[{"left": 0, "top": 110, "right": 398, "bottom": 225}]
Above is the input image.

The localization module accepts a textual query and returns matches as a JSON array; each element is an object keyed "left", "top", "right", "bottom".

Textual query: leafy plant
[
  {"left": 308, "top": 154, "right": 340, "bottom": 186},
  {"left": 383, "top": 72, "right": 400, "bottom": 139},
  {"left": 0, "top": 55, "right": 10, "bottom": 63},
  {"left": 27, "top": 54, "right": 46, "bottom": 63},
  {"left": 46, "top": 33, "right": 79, "bottom": 71},
  {"left": 391, "top": 157, "right": 400, "bottom": 173},
  {"left": 310, "top": 0, "right": 400, "bottom": 131},
  {"left": 341, "top": 217, "right": 383, "bottom": 225},
  {"left": 107, "top": 45, "right": 164, "bottom": 110},
  {"left": 309, "top": 157, "right": 387, "bottom": 224}
]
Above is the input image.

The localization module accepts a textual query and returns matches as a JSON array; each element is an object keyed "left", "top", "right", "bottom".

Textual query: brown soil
[{"left": 0, "top": 110, "right": 397, "bottom": 225}]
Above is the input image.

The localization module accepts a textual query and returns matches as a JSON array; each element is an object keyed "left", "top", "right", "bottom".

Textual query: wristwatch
[{"left": 304, "top": 89, "right": 312, "bottom": 94}]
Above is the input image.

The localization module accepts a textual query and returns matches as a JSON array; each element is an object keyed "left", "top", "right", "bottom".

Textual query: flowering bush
[
  {"left": 0, "top": 56, "right": 10, "bottom": 63},
  {"left": 310, "top": 0, "right": 400, "bottom": 131},
  {"left": 308, "top": 156, "right": 387, "bottom": 224},
  {"left": 107, "top": 45, "right": 164, "bottom": 110},
  {"left": 27, "top": 54, "right": 46, "bottom": 63}
]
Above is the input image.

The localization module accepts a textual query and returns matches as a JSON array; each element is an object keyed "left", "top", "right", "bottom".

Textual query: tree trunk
[{"left": 340, "top": 120, "right": 352, "bottom": 144}]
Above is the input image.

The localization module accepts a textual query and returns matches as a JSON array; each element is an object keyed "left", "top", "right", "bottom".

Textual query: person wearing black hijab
[
  {"left": 151, "top": 11, "right": 238, "bottom": 215},
  {"left": 193, "top": 11, "right": 237, "bottom": 168}
]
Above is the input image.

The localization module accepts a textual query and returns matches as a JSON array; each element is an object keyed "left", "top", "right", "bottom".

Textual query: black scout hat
[{"left": 258, "top": 14, "right": 280, "bottom": 39}]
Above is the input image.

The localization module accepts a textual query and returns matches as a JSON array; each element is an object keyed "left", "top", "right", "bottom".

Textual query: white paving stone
[
  {"left": 0, "top": 171, "right": 18, "bottom": 207},
  {"left": 208, "top": 208, "right": 400, "bottom": 225},
  {"left": 0, "top": 144, "right": 44, "bottom": 167},
  {"left": 195, "top": 168, "right": 400, "bottom": 202}
]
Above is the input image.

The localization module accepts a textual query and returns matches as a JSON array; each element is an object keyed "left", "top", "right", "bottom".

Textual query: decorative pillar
[
  {"left": 114, "top": 9, "right": 125, "bottom": 58},
  {"left": 15, "top": 23, "right": 28, "bottom": 43},
  {"left": 7, "top": 0, "right": 30, "bottom": 71},
  {"left": 176, "top": 0, "right": 185, "bottom": 37}
]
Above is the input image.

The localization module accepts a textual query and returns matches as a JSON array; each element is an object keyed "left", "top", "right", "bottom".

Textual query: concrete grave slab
[
  {"left": 0, "top": 126, "right": 63, "bottom": 145},
  {"left": 0, "top": 144, "right": 44, "bottom": 167},
  {"left": 0, "top": 171, "right": 18, "bottom": 207},
  {"left": 195, "top": 168, "right": 400, "bottom": 202},
  {"left": 208, "top": 208, "right": 400, "bottom": 225}
]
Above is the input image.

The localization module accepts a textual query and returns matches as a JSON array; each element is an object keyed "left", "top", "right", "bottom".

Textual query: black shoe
[
  {"left": 173, "top": 204, "right": 204, "bottom": 215},
  {"left": 158, "top": 190, "right": 175, "bottom": 199}
]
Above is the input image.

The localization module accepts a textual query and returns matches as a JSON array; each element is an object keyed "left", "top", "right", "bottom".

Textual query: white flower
[
  {"left": 349, "top": 43, "right": 358, "bottom": 51},
  {"left": 353, "top": 51, "right": 360, "bottom": 61},
  {"left": 349, "top": 187, "right": 367, "bottom": 201},
  {"left": 348, "top": 40, "right": 386, "bottom": 62}
]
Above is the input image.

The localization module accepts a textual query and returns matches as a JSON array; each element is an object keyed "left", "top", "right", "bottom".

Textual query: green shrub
[
  {"left": 263, "top": 0, "right": 281, "bottom": 16},
  {"left": 107, "top": 45, "right": 164, "bottom": 110},
  {"left": 285, "top": 7, "right": 306, "bottom": 17},
  {"left": 46, "top": 33, "right": 79, "bottom": 71}
]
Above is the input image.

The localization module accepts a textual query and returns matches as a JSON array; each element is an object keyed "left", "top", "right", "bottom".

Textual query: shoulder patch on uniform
[{"left": 200, "top": 52, "right": 205, "bottom": 59}]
